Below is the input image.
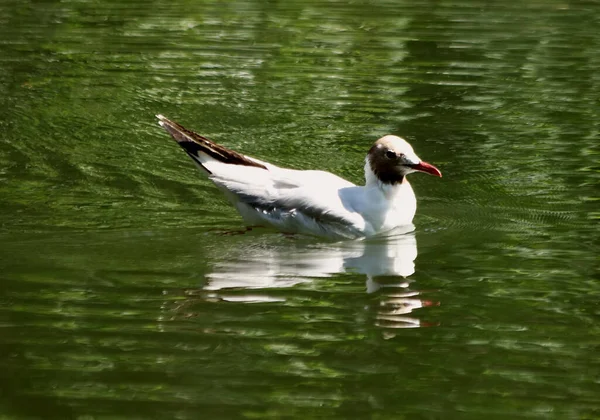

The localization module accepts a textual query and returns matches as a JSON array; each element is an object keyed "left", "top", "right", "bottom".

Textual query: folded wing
[{"left": 158, "top": 115, "right": 366, "bottom": 238}]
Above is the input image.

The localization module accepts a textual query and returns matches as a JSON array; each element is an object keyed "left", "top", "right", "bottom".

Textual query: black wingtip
[
  {"left": 156, "top": 115, "right": 268, "bottom": 171},
  {"left": 157, "top": 115, "right": 191, "bottom": 144}
]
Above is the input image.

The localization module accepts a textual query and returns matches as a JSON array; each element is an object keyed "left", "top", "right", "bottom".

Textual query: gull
[{"left": 157, "top": 115, "right": 441, "bottom": 239}]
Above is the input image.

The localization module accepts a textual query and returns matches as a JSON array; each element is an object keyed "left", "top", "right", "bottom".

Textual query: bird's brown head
[{"left": 367, "top": 135, "right": 442, "bottom": 185}]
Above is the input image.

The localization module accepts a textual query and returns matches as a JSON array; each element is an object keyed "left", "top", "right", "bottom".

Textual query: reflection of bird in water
[
  {"left": 157, "top": 115, "right": 441, "bottom": 239},
  {"left": 175, "top": 226, "right": 438, "bottom": 329},
  {"left": 376, "top": 290, "right": 439, "bottom": 331}
]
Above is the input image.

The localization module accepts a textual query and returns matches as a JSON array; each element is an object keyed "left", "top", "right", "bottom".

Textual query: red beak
[{"left": 409, "top": 161, "right": 442, "bottom": 177}]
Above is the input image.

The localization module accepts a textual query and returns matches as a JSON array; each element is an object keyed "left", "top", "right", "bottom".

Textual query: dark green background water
[{"left": 1, "top": 0, "right": 599, "bottom": 418}]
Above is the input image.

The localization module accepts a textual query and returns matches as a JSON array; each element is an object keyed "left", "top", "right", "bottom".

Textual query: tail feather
[{"left": 157, "top": 115, "right": 267, "bottom": 173}]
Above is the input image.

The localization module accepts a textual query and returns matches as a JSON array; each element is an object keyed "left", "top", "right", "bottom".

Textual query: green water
[{"left": 1, "top": 0, "right": 599, "bottom": 418}]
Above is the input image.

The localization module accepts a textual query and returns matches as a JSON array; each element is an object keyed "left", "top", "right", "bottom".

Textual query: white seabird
[{"left": 157, "top": 115, "right": 442, "bottom": 239}]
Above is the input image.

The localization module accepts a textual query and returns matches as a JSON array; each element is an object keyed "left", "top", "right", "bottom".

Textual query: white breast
[{"left": 350, "top": 183, "right": 416, "bottom": 235}]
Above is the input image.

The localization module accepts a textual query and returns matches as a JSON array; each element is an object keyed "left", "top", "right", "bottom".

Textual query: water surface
[{"left": 1, "top": 0, "right": 599, "bottom": 418}]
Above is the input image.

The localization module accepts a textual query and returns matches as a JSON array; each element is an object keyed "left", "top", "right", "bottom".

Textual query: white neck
[
  {"left": 364, "top": 157, "right": 379, "bottom": 186},
  {"left": 362, "top": 158, "right": 417, "bottom": 229}
]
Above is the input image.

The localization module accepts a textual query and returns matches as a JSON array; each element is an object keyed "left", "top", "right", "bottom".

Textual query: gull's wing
[
  {"left": 157, "top": 115, "right": 268, "bottom": 173},
  {"left": 158, "top": 115, "right": 367, "bottom": 237}
]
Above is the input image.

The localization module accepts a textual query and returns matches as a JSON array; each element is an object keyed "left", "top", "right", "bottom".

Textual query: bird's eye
[{"left": 385, "top": 150, "right": 397, "bottom": 159}]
